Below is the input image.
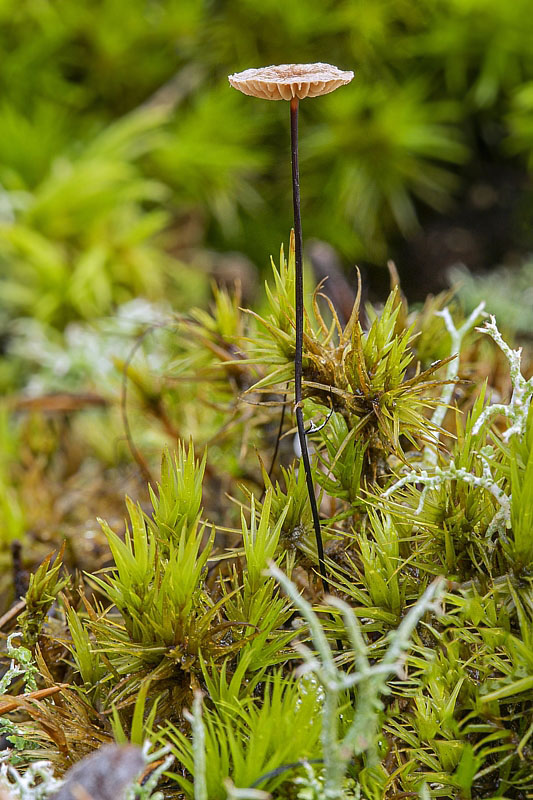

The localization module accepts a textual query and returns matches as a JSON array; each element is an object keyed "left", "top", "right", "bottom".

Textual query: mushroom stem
[{"left": 289, "top": 97, "right": 330, "bottom": 597}]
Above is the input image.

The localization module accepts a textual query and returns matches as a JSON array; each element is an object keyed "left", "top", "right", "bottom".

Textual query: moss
[{"left": 1, "top": 242, "right": 533, "bottom": 799}]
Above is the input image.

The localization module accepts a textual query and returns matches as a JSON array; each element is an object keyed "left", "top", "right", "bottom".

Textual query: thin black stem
[{"left": 290, "top": 97, "right": 331, "bottom": 598}]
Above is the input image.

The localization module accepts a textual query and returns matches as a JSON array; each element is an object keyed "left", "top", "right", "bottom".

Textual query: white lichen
[
  {"left": 424, "top": 302, "right": 485, "bottom": 465},
  {"left": 0, "top": 758, "right": 63, "bottom": 800},
  {"left": 472, "top": 315, "right": 533, "bottom": 441},
  {"left": 386, "top": 315, "right": 527, "bottom": 540},
  {"left": 270, "top": 564, "right": 444, "bottom": 800}
]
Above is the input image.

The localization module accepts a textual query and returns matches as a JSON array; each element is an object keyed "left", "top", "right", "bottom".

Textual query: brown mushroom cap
[{"left": 228, "top": 63, "right": 354, "bottom": 101}]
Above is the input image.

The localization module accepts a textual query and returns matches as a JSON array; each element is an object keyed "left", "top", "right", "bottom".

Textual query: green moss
[{"left": 1, "top": 242, "right": 533, "bottom": 799}]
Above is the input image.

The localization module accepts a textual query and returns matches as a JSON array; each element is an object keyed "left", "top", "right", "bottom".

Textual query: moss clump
[{"left": 1, "top": 237, "right": 533, "bottom": 799}]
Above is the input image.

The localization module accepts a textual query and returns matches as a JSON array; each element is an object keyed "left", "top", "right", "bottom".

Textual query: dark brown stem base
[{"left": 290, "top": 97, "right": 332, "bottom": 601}]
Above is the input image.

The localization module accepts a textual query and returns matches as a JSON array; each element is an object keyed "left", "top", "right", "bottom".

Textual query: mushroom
[
  {"left": 229, "top": 63, "right": 354, "bottom": 601},
  {"left": 228, "top": 63, "right": 354, "bottom": 101}
]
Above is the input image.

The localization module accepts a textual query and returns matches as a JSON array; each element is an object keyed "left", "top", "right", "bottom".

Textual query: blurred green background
[{"left": 1, "top": 0, "right": 533, "bottom": 333}]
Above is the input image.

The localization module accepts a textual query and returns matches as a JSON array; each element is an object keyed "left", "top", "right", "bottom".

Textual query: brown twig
[
  {"left": 0, "top": 684, "right": 67, "bottom": 714},
  {"left": 0, "top": 598, "right": 26, "bottom": 631}
]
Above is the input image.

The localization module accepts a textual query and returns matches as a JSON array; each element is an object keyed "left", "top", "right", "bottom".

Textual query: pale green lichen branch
[
  {"left": 385, "top": 318, "right": 528, "bottom": 543},
  {"left": 424, "top": 302, "right": 485, "bottom": 465},
  {"left": 223, "top": 779, "right": 270, "bottom": 800},
  {"left": 292, "top": 760, "right": 328, "bottom": 800},
  {"left": 183, "top": 691, "right": 207, "bottom": 800},
  {"left": 473, "top": 315, "right": 533, "bottom": 440},
  {"left": 0, "top": 756, "right": 63, "bottom": 800},
  {"left": 269, "top": 563, "right": 444, "bottom": 800},
  {"left": 126, "top": 744, "right": 174, "bottom": 800},
  {"left": 382, "top": 458, "right": 511, "bottom": 536},
  {"left": 0, "top": 660, "right": 24, "bottom": 697},
  {"left": 292, "top": 639, "right": 396, "bottom": 691},
  {"left": 268, "top": 564, "right": 343, "bottom": 797},
  {"left": 334, "top": 583, "right": 444, "bottom": 762},
  {"left": 382, "top": 461, "right": 509, "bottom": 511},
  {"left": 1, "top": 633, "right": 39, "bottom": 693},
  {"left": 1, "top": 634, "right": 41, "bottom": 758},
  {"left": 269, "top": 564, "right": 337, "bottom": 681},
  {"left": 379, "top": 580, "right": 444, "bottom": 669},
  {"left": 184, "top": 694, "right": 269, "bottom": 800}
]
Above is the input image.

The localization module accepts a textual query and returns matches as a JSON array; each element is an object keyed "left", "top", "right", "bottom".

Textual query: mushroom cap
[{"left": 228, "top": 63, "right": 354, "bottom": 101}]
